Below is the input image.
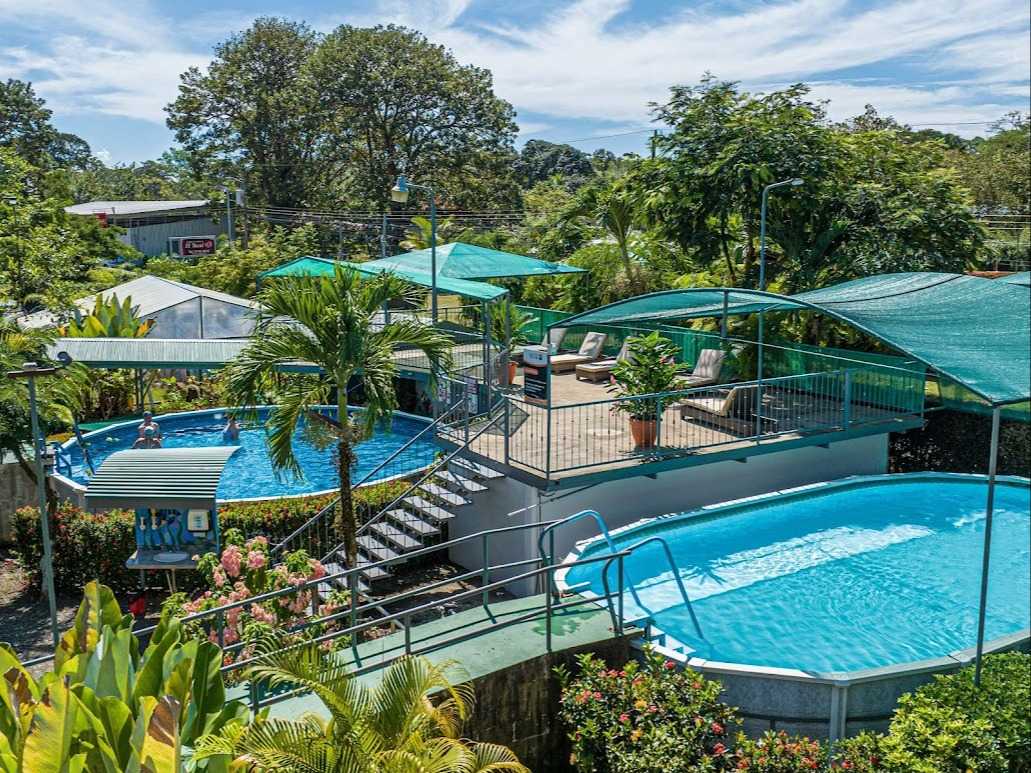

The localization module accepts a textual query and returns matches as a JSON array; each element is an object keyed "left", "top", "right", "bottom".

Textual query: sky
[{"left": 1, "top": 0, "right": 1028, "bottom": 164}]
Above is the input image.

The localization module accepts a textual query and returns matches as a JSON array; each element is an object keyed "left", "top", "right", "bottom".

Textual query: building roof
[
  {"left": 84, "top": 446, "right": 240, "bottom": 510},
  {"left": 554, "top": 272, "right": 1031, "bottom": 407},
  {"left": 18, "top": 275, "right": 258, "bottom": 330},
  {"left": 65, "top": 200, "right": 211, "bottom": 216},
  {"left": 360, "top": 242, "right": 586, "bottom": 280},
  {"left": 259, "top": 256, "right": 508, "bottom": 302},
  {"left": 48, "top": 338, "right": 255, "bottom": 370}
]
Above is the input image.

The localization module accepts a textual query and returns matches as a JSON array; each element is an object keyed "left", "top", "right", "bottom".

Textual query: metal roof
[
  {"left": 49, "top": 338, "right": 254, "bottom": 369},
  {"left": 555, "top": 273, "right": 1031, "bottom": 407},
  {"left": 259, "top": 257, "right": 507, "bottom": 301},
  {"left": 65, "top": 200, "right": 210, "bottom": 216},
  {"left": 84, "top": 446, "right": 240, "bottom": 510},
  {"left": 361, "top": 242, "right": 586, "bottom": 280}
]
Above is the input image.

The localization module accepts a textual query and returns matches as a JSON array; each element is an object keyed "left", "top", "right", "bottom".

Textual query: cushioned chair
[
  {"left": 681, "top": 348, "right": 726, "bottom": 388},
  {"left": 575, "top": 340, "right": 631, "bottom": 382},
  {"left": 549, "top": 332, "right": 608, "bottom": 373},
  {"left": 678, "top": 384, "right": 757, "bottom": 435}
]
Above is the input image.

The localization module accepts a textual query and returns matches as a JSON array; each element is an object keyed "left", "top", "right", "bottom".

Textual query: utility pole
[{"left": 236, "top": 185, "right": 248, "bottom": 249}]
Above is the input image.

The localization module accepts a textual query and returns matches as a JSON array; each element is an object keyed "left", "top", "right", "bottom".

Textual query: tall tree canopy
[
  {"left": 166, "top": 19, "right": 518, "bottom": 210},
  {"left": 0, "top": 80, "right": 92, "bottom": 169},
  {"left": 515, "top": 140, "right": 595, "bottom": 189}
]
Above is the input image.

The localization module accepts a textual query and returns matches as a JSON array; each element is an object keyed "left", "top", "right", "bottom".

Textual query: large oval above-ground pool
[
  {"left": 58, "top": 407, "right": 439, "bottom": 501},
  {"left": 559, "top": 473, "right": 1030, "bottom": 736}
]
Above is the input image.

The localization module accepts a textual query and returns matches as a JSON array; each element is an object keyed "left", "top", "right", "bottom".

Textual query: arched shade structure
[
  {"left": 359, "top": 242, "right": 586, "bottom": 280},
  {"left": 553, "top": 271, "right": 1030, "bottom": 686},
  {"left": 551, "top": 273, "right": 1030, "bottom": 407}
]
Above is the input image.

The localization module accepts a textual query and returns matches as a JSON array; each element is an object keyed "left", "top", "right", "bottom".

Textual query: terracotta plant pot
[
  {"left": 507, "top": 361, "right": 518, "bottom": 384},
  {"left": 629, "top": 417, "right": 658, "bottom": 449}
]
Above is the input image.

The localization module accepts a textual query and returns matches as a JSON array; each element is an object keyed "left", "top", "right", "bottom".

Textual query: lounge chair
[
  {"left": 678, "top": 384, "right": 757, "bottom": 435},
  {"left": 680, "top": 348, "right": 726, "bottom": 388},
  {"left": 549, "top": 332, "right": 608, "bottom": 373},
  {"left": 575, "top": 340, "right": 631, "bottom": 382},
  {"left": 513, "top": 327, "right": 566, "bottom": 365}
]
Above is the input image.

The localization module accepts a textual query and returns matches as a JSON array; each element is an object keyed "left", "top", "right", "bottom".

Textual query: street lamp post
[
  {"left": 5, "top": 361, "right": 61, "bottom": 647},
  {"left": 391, "top": 175, "right": 439, "bottom": 325},
  {"left": 755, "top": 178, "right": 803, "bottom": 438}
]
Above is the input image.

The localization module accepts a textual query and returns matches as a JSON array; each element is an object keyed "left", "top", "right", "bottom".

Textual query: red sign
[
  {"left": 180, "top": 237, "right": 216, "bottom": 256},
  {"left": 94, "top": 212, "right": 108, "bottom": 227}
]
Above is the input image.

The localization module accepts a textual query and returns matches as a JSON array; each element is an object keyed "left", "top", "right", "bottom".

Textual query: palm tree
[
  {"left": 565, "top": 188, "right": 643, "bottom": 293},
  {"left": 223, "top": 266, "right": 454, "bottom": 566},
  {"left": 399, "top": 216, "right": 473, "bottom": 251},
  {"left": 194, "top": 646, "right": 528, "bottom": 772}
]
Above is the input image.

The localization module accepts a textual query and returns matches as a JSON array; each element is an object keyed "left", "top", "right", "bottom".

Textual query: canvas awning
[
  {"left": 360, "top": 242, "right": 585, "bottom": 280},
  {"left": 553, "top": 273, "right": 1031, "bottom": 407},
  {"left": 259, "top": 256, "right": 507, "bottom": 301},
  {"left": 84, "top": 447, "right": 240, "bottom": 510}
]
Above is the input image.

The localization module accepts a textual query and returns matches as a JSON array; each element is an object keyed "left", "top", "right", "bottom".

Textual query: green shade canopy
[
  {"left": 259, "top": 256, "right": 507, "bottom": 302},
  {"left": 361, "top": 242, "right": 586, "bottom": 280},
  {"left": 85, "top": 447, "right": 240, "bottom": 510},
  {"left": 554, "top": 273, "right": 1031, "bottom": 407}
]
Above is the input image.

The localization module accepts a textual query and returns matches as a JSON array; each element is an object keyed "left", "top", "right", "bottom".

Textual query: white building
[{"left": 65, "top": 200, "right": 227, "bottom": 257}]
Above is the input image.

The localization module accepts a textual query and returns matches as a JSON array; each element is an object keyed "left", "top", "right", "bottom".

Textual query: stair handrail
[
  {"left": 343, "top": 409, "right": 507, "bottom": 560},
  {"left": 271, "top": 399, "right": 466, "bottom": 556},
  {"left": 536, "top": 509, "right": 618, "bottom": 580},
  {"left": 600, "top": 535, "right": 703, "bottom": 639}
]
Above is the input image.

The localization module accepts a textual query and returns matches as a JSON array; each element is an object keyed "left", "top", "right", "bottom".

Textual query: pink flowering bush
[
  {"left": 556, "top": 649, "right": 738, "bottom": 772},
  {"left": 163, "top": 528, "right": 347, "bottom": 673}
]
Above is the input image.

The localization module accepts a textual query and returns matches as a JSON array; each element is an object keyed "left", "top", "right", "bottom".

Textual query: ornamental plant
[
  {"left": 609, "top": 332, "right": 684, "bottom": 420},
  {"left": 556, "top": 648, "right": 738, "bottom": 772},
  {"left": 731, "top": 731, "right": 827, "bottom": 771},
  {"left": 163, "top": 529, "right": 348, "bottom": 672}
]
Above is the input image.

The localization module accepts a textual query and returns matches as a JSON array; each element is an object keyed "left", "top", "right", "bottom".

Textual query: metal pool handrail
[
  {"left": 600, "top": 535, "right": 703, "bottom": 639},
  {"left": 537, "top": 509, "right": 618, "bottom": 582}
]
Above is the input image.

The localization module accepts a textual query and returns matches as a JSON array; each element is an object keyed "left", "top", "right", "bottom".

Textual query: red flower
[
  {"left": 619, "top": 713, "right": 630, "bottom": 724},
  {"left": 711, "top": 722, "right": 725, "bottom": 734},
  {"left": 663, "top": 660, "right": 676, "bottom": 670},
  {"left": 713, "top": 743, "right": 727, "bottom": 755}
]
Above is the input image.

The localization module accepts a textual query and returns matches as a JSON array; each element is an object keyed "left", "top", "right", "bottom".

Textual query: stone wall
[
  {"left": 461, "top": 633, "right": 636, "bottom": 772},
  {"left": 0, "top": 460, "right": 35, "bottom": 542}
]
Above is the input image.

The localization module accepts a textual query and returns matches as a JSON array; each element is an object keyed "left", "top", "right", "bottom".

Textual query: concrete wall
[
  {"left": 450, "top": 434, "right": 889, "bottom": 595},
  {"left": 0, "top": 460, "right": 35, "bottom": 542}
]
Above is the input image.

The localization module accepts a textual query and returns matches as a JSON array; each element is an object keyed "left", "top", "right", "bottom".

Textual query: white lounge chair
[
  {"left": 549, "top": 332, "right": 608, "bottom": 373},
  {"left": 681, "top": 348, "right": 726, "bottom": 388},
  {"left": 678, "top": 384, "right": 757, "bottom": 435},
  {"left": 575, "top": 340, "right": 631, "bottom": 382}
]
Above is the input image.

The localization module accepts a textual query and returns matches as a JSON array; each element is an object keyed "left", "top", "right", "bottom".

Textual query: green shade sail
[
  {"left": 85, "top": 446, "right": 240, "bottom": 510},
  {"left": 554, "top": 273, "right": 1031, "bottom": 407},
  {"left": 361, "top": 242, "right": 586, "bottom": 280},
  {"left": 259, "top": 256, "right": 507, "bottom": 301}
]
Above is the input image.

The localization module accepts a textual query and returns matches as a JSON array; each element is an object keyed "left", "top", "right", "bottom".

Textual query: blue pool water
[
  {"left": 564, "top": 476, "right": 1031, "bottom": 673},
  {"left": 62, "top": 408, "right": 439, "bottom": 500}
]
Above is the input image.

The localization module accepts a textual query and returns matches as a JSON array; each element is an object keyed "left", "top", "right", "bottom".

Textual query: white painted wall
[{"left": 449, "top": 433, "right": 889, "bottom": 596}]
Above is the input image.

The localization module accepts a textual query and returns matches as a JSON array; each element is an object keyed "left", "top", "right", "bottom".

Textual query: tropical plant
[
  {"left": 59, "top": 294, "right": 156, "bottom": 338},
  {"left": 223, "top": 266, "right": 454, "bottom": 565},
  {"left": 609, "top": 332, "right": 684, "bottom": 420},
  {"left": 0, "top": 581, "right": 248, "bottom": 772},
  {"left": 399, "top": 216, "right": 472, "bottom": 251},
  {"left": 490, "top": 300, "right": 536, "bottom": 350},
  {"left": 193, "top": 643, "right": 527, "bottom": 772},
  {"left": 564, "top": 186, "right": 645, "bottom": 293}
]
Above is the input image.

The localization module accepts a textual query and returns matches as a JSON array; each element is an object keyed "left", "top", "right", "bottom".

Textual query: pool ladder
[{"left": 537, "top": 510, "right": 703, "bottom": 639}]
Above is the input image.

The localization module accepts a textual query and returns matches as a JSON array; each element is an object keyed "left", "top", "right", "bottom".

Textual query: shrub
[
  {"left": 833, "top": 652, "right": 1030, "bottom": 772},
  {"left": 556, "top": 648, "right": 738, "bottom": 772},
  {"left": 13, "top": 479, "right": 411, "bottom": 593},
  {"left": 731, "top": 731, "right": 827, "bottom": 771}
]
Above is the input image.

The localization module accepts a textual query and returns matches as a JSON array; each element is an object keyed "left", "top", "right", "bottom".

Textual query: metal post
[
  {"left": 503, "top": 396, "right": 511, "bottom": 466},
  {"left": 225, "top": 188, "right": 234, "bottom": 244},
  {"left": 545, "top": 567, "right": 553, "bottom": 652},
  {"left": 429, "top": 189, "right": 438, "bottom": 325},
  {"left": 216, "top": 609, "right": 225, "bottom": 648},
  {"left": 721, "top": 290, "right": 728, "bottom": 340},
  {"left": 842, "top": 370, "right": 853, "bottom": 428},
  {"left": 616, "top": 554, "right": 625, "bottom": 633},
  {"left": 481, "top": 532, "right": 489, "bottom": 608},
  {"left": 404, "top": 613, "right": 412, "bottom": 655},
  {"left": 380, "top": 212, "right": 388, "bottom": 258},
  {"left": 974, "top": 407, "right": 1001, "bottom": 686},
  {"left": 26, "top": 372, "right": 59, "bottom": 647}
]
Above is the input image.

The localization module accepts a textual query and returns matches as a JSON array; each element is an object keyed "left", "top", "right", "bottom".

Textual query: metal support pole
[
  {"left": 26, "top": 372, "right": 59, "bottom": 647},
  {"left": 545, "top": 567, "right": 553, "bottom": 652},
  {"left": 481, "top": 532, "right": 489, "bottom": 608},
  {"left": 721, "top": 291, "right": 728, "bottom": 340},
  {"left": 404, "top": 613, "right": 412, "bottom": 654},
  {"left": 503, "top": 396, "right": 511, "bottom": 466},
  {"left": 225, "top": 189, "right": 234, "bottom": 244},
  {"left": 842, "top": 369, "right": 853, "bottom": 428},
  {"left": 974, "top": 407, "right": 1001, "bottom": 686},
  {"left": 616, "top": 554, "right": 625, "bottom": 633},
  {"left": 380, "top": 212, "right": 388, "bottom": 258},
  {"left": 429, "top": 190, "right": 438, "bottom": 325}
]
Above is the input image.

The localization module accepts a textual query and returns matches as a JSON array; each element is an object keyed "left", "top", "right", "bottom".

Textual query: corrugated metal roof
[
  {"left": 65, "top": 200, "right": 210, "bottom": 216},
  {"left": 48, "top": 338, "right": 256, "bottom": 369},
  {"left": 84, "top": 446, "right": 240, "bottom": 510}
]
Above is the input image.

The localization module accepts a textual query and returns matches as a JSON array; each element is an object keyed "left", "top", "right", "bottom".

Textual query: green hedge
[
  {"left": 889, "top": 409, "right": 1031, "bottom": 477},
  {"left": 14, "top": 479, "right": 409, "bottom": 594}
]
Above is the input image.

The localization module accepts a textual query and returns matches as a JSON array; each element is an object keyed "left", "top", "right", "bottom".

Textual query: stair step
[
  {"left": 354, "top": 552, "right": 390, "bottom": 581},
  {"left": 319, "top": 562, "right": 368, "bottom": 596},
  {"left": 404, "top": 496, "right": 454, "bottom": 523},
  {"left": 357, "top": 535, "right": 399, "bottom": 563},
  {"left": 438, "top": 470, "right": 487, "bottom": 493},
  {"left": 386, "top": 509, "right": 439, "bottom": 537},
  {"left": 453, "top": 457, "right": 504, "bottom": 479},
  {"left": 369, "top": 521, "right": 422, "bottom": 552},
  {"left": 418, "top": 482, "right": 470, "bottom": 506}
]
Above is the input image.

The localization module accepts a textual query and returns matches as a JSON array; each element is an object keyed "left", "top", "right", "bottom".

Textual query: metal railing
[{"left": 493, "top": 366, "right": 924, "bottom": 478}]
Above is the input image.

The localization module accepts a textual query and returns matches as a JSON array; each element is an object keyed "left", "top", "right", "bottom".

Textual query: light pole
[
  {"left": 5, "top": 361, "right": 61, "bottom": 647},
  {"left": 220, "top": 182, "right": 236, "bottom": 245},
  {"left": 391, "top": 175, "right": 439, "bottom": 325},
  {"left": 755, "top": 178, "right": 803, "bottom": 437}
]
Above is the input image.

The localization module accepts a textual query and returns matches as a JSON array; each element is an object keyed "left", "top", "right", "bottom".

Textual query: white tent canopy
[{"left": 18, "top": 275, "right": 259, "bottom": 339}]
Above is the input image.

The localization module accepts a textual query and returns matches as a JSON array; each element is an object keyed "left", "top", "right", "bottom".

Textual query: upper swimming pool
[
  {"left": 60, "top": 408, "right": 439, "bottom": 501},
  {"left": 562, "top": 474, "right": 1030, "bottom": 674}
]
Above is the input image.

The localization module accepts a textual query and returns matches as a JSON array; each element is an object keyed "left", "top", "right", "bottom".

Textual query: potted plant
[
  {"left": 610, "top": 331, "right": 684, "bottom": 448},
  {"left": 492, "top": 300, "right": 536, "bottom": 385}
]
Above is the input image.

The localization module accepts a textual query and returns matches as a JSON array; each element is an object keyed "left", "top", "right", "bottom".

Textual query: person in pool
[
  {"left": 132, "top": 426, "right": 162, "bottom": 449},
  {"left": 137, "top": 411, "right": 161, "bottom": 440},
  {"left": 222, "top": 415, "right": 240, "bottom": 442}
]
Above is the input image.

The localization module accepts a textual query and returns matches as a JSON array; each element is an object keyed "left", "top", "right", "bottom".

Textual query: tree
[
  {"left": 956, "top": 112, "right": 1030, "bottom": 214},
  {"left": 167, "top": 18, "right": 325, "bottom": 207},
  {"left": 0, "top": 79, "right": 92, "bottom": 169},
  {"left": 515, "top": 140, "right": 594, "bottom": 189},
  {"left": 67, "top": 151, "right": 212, "bottom": 203},
  {"left": 223, "top": 267, "right": 453, "bottom": 565},
  {"left": 194, "top": 645, "right": 527, "bottom": 772},
  {"left": 307, "top": 24, "right": 519, "bottom": 210},
  {"left": 398, "top": 215, "right": 473, "bottom": 251}
]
